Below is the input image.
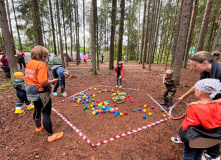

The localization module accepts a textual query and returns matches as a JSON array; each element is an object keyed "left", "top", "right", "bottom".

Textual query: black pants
[
  {"left": 53, "top": 79, "right": 65, "bottom": 93},
  {"left": 33, "top": 98, "right": 53, "bottom": 136},
  {"left": 163, "top": 90, "right": 176, "bottom": 106},
  {"left": 18, "top": 58, "right": 26, "bottom": 69},
  {"left": 117, "top": 76, "right": 122, "bottom": 85},
  {"left": 207, "top": 144, "right": 220, "bottom": 158}
]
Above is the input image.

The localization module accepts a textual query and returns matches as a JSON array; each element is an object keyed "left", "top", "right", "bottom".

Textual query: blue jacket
[
  {"left": 13, "top": 79, "right": 26, "bottom": 99},
  {"left": 51, "top": 65, "right": 67, "bottom": 93}
]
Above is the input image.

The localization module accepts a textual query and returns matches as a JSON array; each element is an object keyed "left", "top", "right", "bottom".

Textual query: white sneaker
[{"left": 202, "top": 153, "right": 220, "bottom": 160}]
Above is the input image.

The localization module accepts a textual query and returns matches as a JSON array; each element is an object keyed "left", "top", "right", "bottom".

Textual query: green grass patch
[{"left": 0, "top": 82, "right": 13, "bottom": 90}]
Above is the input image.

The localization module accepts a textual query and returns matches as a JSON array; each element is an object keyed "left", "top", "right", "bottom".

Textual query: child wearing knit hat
[
  {"left": 13, "top": 72, "right": 34, "bottom": 114},
  {"left": 171, "top": 78, "right": 221, "bottom": 160}
]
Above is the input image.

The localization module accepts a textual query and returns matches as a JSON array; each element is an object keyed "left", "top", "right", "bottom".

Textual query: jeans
[
  {"left": 207, "top": 144, "right": 220, "bottom": 158},
  {"left": 183, "top": 143, "right": 203, "bottom": 160}
]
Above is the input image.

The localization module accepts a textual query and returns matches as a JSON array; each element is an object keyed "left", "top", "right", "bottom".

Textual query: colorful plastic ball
[
  {"left": 110, "top": 110, "right": 114, "bottom": 113},
  {"left": 74, "top": 97, "right": 77, "bottom": 100},
  {"left": 104, "top": 110, "right": 106, "bottom": 113},
  {"left": 151, "top": 106, "right": 155, "bottom": 109},
  {"left": 120, "top": 113, "right": 123, "bottom": 116},
  {"left": 114, "top": 113, "right": 118, "bottom": 117},
  {"left": 108, "top": 90, "right": 110, "bottom": 92},
  {"left": 143, "top": 115, "right": 146, "bottom": 119},
  {"left": 133, "top": 109, "right": 136, "bottom": 112},
  {"left": 148, "top": 112, "right": 152, "bottom": 116},
  {"left": 92, "top": 112, "right": 96, "bottom": 115},
  {"left": 161, "top": 109, "right": 165, "bottom": 112},
  {"left": 93, "top": 104, "right": 95, "bottom": 107},
  {"left": 96, "top": 111, "right": 99, "bottom": 114},
  {"left": 144, "top": 105, "right": 147, "bottom": 107},
  {"left": 163, "top": 114, "right": 167, "bottom": 117},
  {"left": 124, "top": 112, "right": 128, "bottom": 115},
  {"left": 92, "top": 108, "right": 94, "bottom": 111},
  {"left": 128, "top": 95, "right": 131, "bottom": 98},
  {"left": 88, "top": 88, "right": 90, "bottom": 91},
  {"left": 94, "top": 88, "right": 96, "bottom": 90},
  {"left": 97, "top": 91, "right": 99, "bottom": 93},
  {"left": 139, "top": 108, "right": 142, "bottom": 111},
  {"left": 140, "top": 104, "right": 142, "bottom": 107},
  {"left": 97, "top": 86, "right": 99, "bottom": 88},
  {"left": 92, "top": 99, "right": 95, "bottom": 102},
  {"left": 90, "top": 94, "right": 93, "bottom": 96},
  {"left": 93, "top": 94, "right": 95, "bottom": 97},
  {"left": 98, "top": 88, "right": 100, "bottom": 91},
  {"left": 99, "top": 91, "right": 101, "bottom": 93},
  {"left": 114, "top": 104, "right": 117, "bottom": 107},
  {"left": 87, "top": 101, "right": 89, "bottom": 103},
  {"left": 130, "top": 89, "right": 132, "bottom": 92},
  {"left": 101, "top": 110, "right": 104, "bottom": 113},
  {"left": 82, "top": 101, "right": 85, "bottom": 104},
  {"left": 143, "top": 109, "right": 146, "bottom": 113}
]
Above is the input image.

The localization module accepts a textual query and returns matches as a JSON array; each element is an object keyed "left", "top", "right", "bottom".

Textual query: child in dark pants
[
  {"left": 13, "top": 72, "right": 34, "bottom": 114},
  {"left": 172, "top": 79, "right": 221, "bottom": 160},
  {"left": 161, "top": 69, "right": 176, "bottom": 109},
  {"left": 115, "top": 61, "right": 124, "bottom": 88}
]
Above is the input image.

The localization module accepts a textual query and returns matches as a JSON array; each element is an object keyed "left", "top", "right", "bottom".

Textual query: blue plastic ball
[
  {"left": 74, "top": 97, "right": 77, "bottom": 100},
  {"left": 112, "top": 91, "right": 114, "bottom": 93},
  {"left": 133, "top": 109, "right": 136, "bottom": 112},
  {"left": 108, "top": 90, "right": 110, "bottom": 92},
  {"left": 93, "top": 104, "right": 95, "bottom": 107},
  {"left": 143, "top": 115, "right": 146, "bottom": 119},
  {"left": 130, "top": 89, "right": 132, "bottom": 92},
  {"left": 88, "top": 88, "right": 90, "bottom": 90},
  {"left": 96, "top": 111, "right": 99, "bottom": 114},
  {"left": 82, "top": 101, "right": 85, "bottom": 104},
  {"left": 139, "top": 108, "right": 142, "bottom": 111},
  {"left": 87, "top": 101, "right": 89, "bottom": 103},
  {"left": 104, "top": 110, "right": 106, "bottom": 113}
]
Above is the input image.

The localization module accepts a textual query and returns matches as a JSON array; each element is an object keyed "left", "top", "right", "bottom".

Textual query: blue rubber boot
[{"left": 52, "top": 92, "right": 58, "bottom": 96}]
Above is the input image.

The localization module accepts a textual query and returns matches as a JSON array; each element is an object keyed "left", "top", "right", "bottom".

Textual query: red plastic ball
[
  {"left": 151, "top": 106, "right": 155, "bottom": 109},
  {"left": 128, "top": 95, "right": 131, "bottom": 98},
  {"left": 124, "top": 112, "right": 128, "bottom": 115},
  {"left": 114, "top": 104, "right": 117, "bottom": 107},
  {"left": 140, "top": 104, "right": 142, "bottom": 107},
  {"left": 101, "top": 110, "right": 104, "bottom": 113},
  {"left": 90, "top": 94, "right": 93, "bottom": 96}
]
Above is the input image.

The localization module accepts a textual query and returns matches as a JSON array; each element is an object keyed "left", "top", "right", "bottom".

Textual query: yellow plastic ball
[
  {"left": 163, "top": 114, "right": 166, "bottom": 117},
  {"left": 94, "top": 88, "right": 96, "bottom": 90},
  {"left": 144, "top": 105, "right": 147, "bottom": 107},
  {"left": 90, "top": 104, "right": 93, "bottom": 107},
  {"left": 143, "top": 109, "right": 146, "bottom": 113},
  {"left": 92, "top": 108, "right": 94, "bottom": 111},
  {"left": 148, "top": 112, "right": 152, "bottom": 116},
  {"left": 120, "top": 113, "right": 123, "bottom": 116},
  {"left": 92, "top": 112, "right": 96, "bottom": 115}
]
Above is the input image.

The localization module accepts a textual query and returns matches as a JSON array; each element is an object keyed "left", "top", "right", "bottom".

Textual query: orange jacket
[{"left": 115, "top": 65, "right": 124, "bottom": 79}]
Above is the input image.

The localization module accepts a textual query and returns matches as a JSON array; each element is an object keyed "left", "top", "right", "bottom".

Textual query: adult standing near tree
[
  {"left": 17, "top": 49, "right": 26, "bottom": 69},
  {"left": 172, "top": 51, "right": 221, "bottom": 160},
  {"left": 101, "top": 52, "right": 104, "bottom": 64}
]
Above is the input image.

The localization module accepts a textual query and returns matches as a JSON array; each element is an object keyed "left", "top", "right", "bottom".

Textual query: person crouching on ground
[
  {"left": 25, "top": 45, "right": 63, "bottom": 142},
  {"left": 160, "top": 69, "right": 177, "bottom": 110},
  {"left": 115, "top": 61, "right": 124, "bottom": 88},
  {"left": 172, "top": 79, "right": 221, "bottom": 160},
  {"left": 51, "top": 65, "right": 70, "bottom": 97},
  {"left": 13, "top": 72, "right": 34, "bottom": 114}
]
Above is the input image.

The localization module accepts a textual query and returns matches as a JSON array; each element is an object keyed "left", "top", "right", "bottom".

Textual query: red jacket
[
  {"left": 178, "top": 102, "right": 221, "bottom": 141},
  {"left": 17, "top": 51, "right": 25, "bottom": 58},
  {"left": 115, "top": 65, "right": 124, "bottom": 79}
]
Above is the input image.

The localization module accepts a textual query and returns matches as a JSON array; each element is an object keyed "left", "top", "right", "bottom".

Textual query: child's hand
[
  {"left": 52, "top": 79, "right": 58, "bottom": 84},
  {"left": 119, "top": 76, "right": 121, "bottom": 79}
]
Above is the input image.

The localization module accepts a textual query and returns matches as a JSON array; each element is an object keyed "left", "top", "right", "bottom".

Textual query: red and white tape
[{"left": 52, "top": 85, "right": 170, "bottom": 147}]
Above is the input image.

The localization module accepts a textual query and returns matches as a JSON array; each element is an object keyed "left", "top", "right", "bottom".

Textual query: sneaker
[
  {"left": 14, "top": 109, "right": 24, "bottom": 114},
  {"left": 52, "top": 92, "right": 58, "bottom": 96},
  {"left": 61, "top": 93, "right": 64, "bottom": 97},
  {"left": 119, "top": 85, "right": 122, "bottom": 88},
  {"left": 27, "top": 104, "right": 35, "bottom": 110},
  {"left": 116, "top": 85, "right": 119, "bottom": 87},
  {"left": 202, "top": 153, "right": 220, "bottom": 160}
]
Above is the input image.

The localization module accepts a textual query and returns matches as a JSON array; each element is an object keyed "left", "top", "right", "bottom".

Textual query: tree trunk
[
  {"left": 109, "top": 0, "right": 117, "bottom": 70},
  {"left": 183, "top": 0, "right": 198, "bottom": 68},
  {"left": 136, "top": 2, "right": 141, "bottom": 62},
  {"left": 207, "top": 17, "right": 216, "bottom": 52},
  {"left": 173, "top": 0, "right": 192, "bottom": 85},
  {"left": 32, "top": 0, "right": 43, "bottom": 46},
  {"left": 48, "top": 0, "right": 57, "bottom": 55},
  {"left": 117, "top": 0, "right": 125, "bottom": 62},
  {"left": 139, "top": 0, "right": 146, "bottom": 64},
  {"left": 74, "top": 0, "right": 80, "bottom": 65},
  {"left": 196, "top": 0, "right": 213, "bottom": 52},
  {"left": 96, "top": 14, "right": 99, "bottom": 70},
  {"left": 11, "top": 0, "right": 22, "bottom": 50},
  {"left": 56, "top": 0, "right": 65, "bottom": 67},
  {"left": 5, "top": 0, "right": 12, "bottom": 36},
  {"left": 142, "top": 0, "right": 151, "bottom": 69},
  {"left": 89, "top": 0, "right": 93, "bottom": 55},
  {"left": 213, "top": 19, "right": 221, "bottom": 52},
  {"left": 92, "top": 0, "right": 97, "bottom": 74},
  {"left": 126, "top": 0, "right": 131, "bottom": 61},
  {"left": 83, "top": 0, "right": 85, "bottom": 54},
  {"left": 0, "top": 0, "right": 18, "bottom": 82},
  {"left": 61, "top": 0, "right": 68, "bottom": 66},
  {"left": 69, "top": 0, "right": 73, "bottom": 60}
]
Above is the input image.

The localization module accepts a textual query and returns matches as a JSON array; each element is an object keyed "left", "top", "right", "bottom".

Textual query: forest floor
[{"left": 0, "top": 61, "right": 213, "bottom": 160}]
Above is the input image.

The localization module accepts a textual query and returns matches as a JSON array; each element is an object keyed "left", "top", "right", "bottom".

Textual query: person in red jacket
[
  {"left": 115, "top": 61, "right": 124, "bottom": 88},
  {"left": 17, "top": 49, "right": 26, "bottom": 69},
  {"left": 173, "top": 79, "right": 221, "bottom": 160}
]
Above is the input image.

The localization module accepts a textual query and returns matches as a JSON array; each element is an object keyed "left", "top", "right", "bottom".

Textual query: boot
[{"left": 35, "top": 119, "right": 42, "bottom": 128}]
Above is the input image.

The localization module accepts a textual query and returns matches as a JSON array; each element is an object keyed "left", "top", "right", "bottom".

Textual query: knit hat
[
  {"left": 195, "top": 78, "right": 221, "bottom": 98},
  {"left": 166, "top": 69, "right": 173, "bottom": 75},
  {"left": 13, "top": 72, "right": 24, "bottom": 79}
]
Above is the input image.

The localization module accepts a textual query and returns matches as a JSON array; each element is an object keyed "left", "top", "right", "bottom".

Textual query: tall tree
[
  {"left": 83, "top": 0, "right": 85, "bottom": 54},
  {"left": 5, "top": 0, "right": 12, "bottom": 36},
  {"left": 117, "top": 0, "right": 125, "bottom": 62},
  {"left": 196, "top": 0, "right": 213, "bottom": 51},
  {"left": 136, "top": 2, "right": 141, "bottom": 62},
  {"left": 0, "top": 0, "right": 18, "bottom": 82},
  {"left": 142, "top": 0, "right": 151, "bottom": 69},
  {"left": 126, "top": 0, "right": 131, "bottom": 59},
  {"left": 69, "top": 0, "right": 73, "bottom": 60},
  {"left": 48, "top": 0, "right": 57, "bottom": 55},
  {"left": 109, "top": 0, "right": 117, "bottom": 70},
  {"left": 74, "top": 0, "right": 80, "bottom": 64},
  {"left": 92, "top": 0, "right": 97, "bottom": 74},
  {"left": 139, "top": 0, "right": 147, "bottom": 64},
  {"left": 183, "top": 0, "right": 198, "bottom": 68},
  {"left": 11, "top": 0, "right": 22, "bottom": 50},
  {"left": 173, "top": 0, "right": 193, "bottom": 85},
  {"left": 213, "top": 17, "right": 221, "bottom": 52},
  {"left": 32, "top": 0, "right": 44, "bottom": 45},
  {"left": 56, "top": 0, "right": 65, "bottom": 67}
]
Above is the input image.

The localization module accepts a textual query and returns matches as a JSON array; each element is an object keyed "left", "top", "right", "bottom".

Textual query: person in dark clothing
[
  {"left": 51, "top": 65, "right": 70, "bottom": 97},
  {"left": 160, "top": 69, "right": 176, "bottom": 109},
  {"left": 173, "top": 79, "right": 221, "bottom": 160},
  {"left": 115, "top": 61, "right": 124, "bottom": 88},
  {"left": 13, "top": 72, "right": 34, "bottom": 114},
  {"left": 17, "top": 49, "right": 26, "bottom": 69},
  {"left": 101, "top": 52, "right": 104, "bottom": 63},
  {"left": 174, "top": 51, "right": 221, "bottom": 160}
]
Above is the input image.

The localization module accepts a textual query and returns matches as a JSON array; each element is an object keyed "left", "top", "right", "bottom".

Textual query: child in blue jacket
[
  {"left": 13, "top": 72, "right": 34, "bottom": 114},
  {"left": 51, "top": 65, "right": 70, "bottom": 97}
]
